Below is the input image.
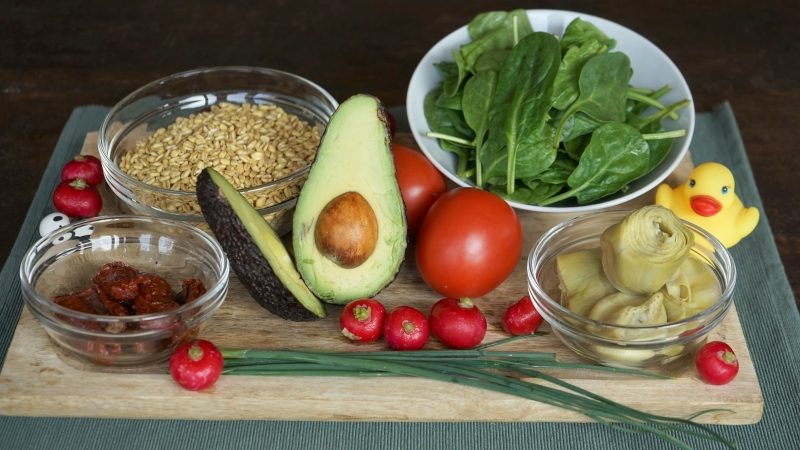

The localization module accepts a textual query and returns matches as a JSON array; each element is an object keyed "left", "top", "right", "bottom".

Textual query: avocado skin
[{"left": 196, "top": 169, "right": 320, "bottom": 321}]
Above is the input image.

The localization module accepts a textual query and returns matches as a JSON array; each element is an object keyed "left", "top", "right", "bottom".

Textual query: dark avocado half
[{"left": 196, "top": 168, "right": 326, "bottom": 321}]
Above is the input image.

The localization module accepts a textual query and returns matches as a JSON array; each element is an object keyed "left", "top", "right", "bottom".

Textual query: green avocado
[
  {"left": 196, "top": 168, "right": 326, "bottom": 321},
  {"left": 293, "top": 94, "right": 407, "bottom": 303}
]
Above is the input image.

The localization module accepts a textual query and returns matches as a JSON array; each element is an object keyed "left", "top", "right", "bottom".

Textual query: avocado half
[
  {"left": 293, "top": 94, "right": 407, "bottom": 304},
  {"left": 197, "top": 168, "right": 326, "bottom": 321}
]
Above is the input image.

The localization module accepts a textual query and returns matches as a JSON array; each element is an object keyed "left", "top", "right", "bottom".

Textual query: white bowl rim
[{"left": 406, "top": 9, "right": 695, "bottom": 213}]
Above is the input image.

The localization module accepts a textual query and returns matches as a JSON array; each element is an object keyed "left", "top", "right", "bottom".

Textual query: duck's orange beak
[{"left": 690, "top": 195, "right": 722, "bottom": 217}]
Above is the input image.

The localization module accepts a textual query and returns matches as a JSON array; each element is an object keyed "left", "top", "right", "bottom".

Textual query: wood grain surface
[
  {"left": 1, "top": 1, "right": 797, "bottom": 308},
  {"left": 0, "top": 132, "right": 763, "bottom": 424}
]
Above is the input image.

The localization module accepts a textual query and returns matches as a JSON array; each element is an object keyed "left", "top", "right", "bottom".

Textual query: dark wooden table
[{"left": 2, "top": 0, "right": 797, "bottom": 307}]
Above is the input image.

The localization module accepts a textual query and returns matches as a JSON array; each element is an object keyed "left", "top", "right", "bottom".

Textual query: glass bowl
[
  {"left": 19, "top": 216, "right": 230, "bottom": 367},
  {"left": 527, "top": 210, "right": 735, "bottom": 369},
  {"left": 98, "top": 66, "right": 338, "bottom": 235}
]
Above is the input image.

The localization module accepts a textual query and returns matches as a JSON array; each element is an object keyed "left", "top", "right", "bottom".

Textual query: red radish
[
  {"left": 383, "top": 306, "right": 429, "bottom": 350},
  {"left": 428, "top": 297, "right": 486, "bottom": 349},
  {"left": 502, "top": 295, "right": 544, "bottom": 335},
  {"left": 53, "top": 178, "right": 102, "bottom": 218},
  {"left": 61, "top": 155, "right": 104, "bottom": 186},
  {"left": 169, "top": 339, "right": 224, "bottom": 391},
  {"left": 695, "top": 341, "right": 739, "bottom": 385},
  {"left": 340, "top": 299, "right": 386, "bottom": 343}
]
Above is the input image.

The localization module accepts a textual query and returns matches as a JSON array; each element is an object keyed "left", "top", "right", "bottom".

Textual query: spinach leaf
[
  {"left": 540, "top": 123, "right": 650, "bottom": 205},
  {"left": 424, "top": 87, "right": 474, "bottom": 140},
  {"left": 462, "top": 70, "right": 498, "bottom": 187},
  {"left": 560, "top": 18, "right": 616, "bottom": 52},
  {"left": 563, "top": 134, "right": 591, "bottom": 160},
  {"left": 528, "top": 153, "right": 578, "bottom": 185},
  {"left": 553, "top": 52, "right": 632, "bottom": 145},
  {"left": 490, "top": 180, "right": 564, "bottom": 204},
  {"left": 559, "top": 111, "right": 602, "bottom": 143},
  {"left": 474, "top": 48, "right": 511, "bottom": 73},
  {"left": 468, "top": 11, "right": 510, "bottom": 39},
  {"left": 483, "top": 124, "right": 557, "bottom": 185},
  {"left": 435, "top": 89, "right": 463, "bottom": 110},
  {"left": 551, "top": 39, "right": 607, "bottom": 110},
  {"left": 436, "top": 51, "right": 467, "bottom": 98},
  {"left": 480, "top": 32, "right": 561, "bottom": 194},
  {"left": 461, "top": 9, "right": 533, "bottom": 73}
]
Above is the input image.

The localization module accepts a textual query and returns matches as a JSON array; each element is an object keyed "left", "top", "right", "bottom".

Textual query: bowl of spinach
[{"left": 406, "top": 9, "right": 694, "bottom": 212}]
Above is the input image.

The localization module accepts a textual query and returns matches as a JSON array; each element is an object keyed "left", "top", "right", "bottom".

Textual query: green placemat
[{"left": 1, "top": 103, "right": 797, "bottom": 449}]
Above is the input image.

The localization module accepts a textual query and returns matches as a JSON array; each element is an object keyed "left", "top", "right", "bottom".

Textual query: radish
[
  {"left": 502, "top": 295, "right": 544, "bottom": 335},
  {"left": 61, "top": 155, "right": 104, "bottom": 186},
  {"left": 383, "top": 306, "right": 428, "bottom": 350},
  {"left": 340, "top": 299, "right": 385, "bottom": 343},
  {"left": 53, "top": 178, "right": 102, "bottom": 218},
  {"left": 428, "top": 297, "right": 486, "bottom": 349},
  {"left": 169, "top": 339, "right": 224, "bottom": 391}
]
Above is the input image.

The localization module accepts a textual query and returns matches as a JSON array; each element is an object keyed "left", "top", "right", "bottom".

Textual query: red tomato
[
  {"left": 695, "top": 341, "right": 739, "bottom": 385},
  {"left": 392, "top": 144, "right": 447, "bottom": 235},
  {"left": 415, "top": 187, "right": 522, "bottom": 298}
]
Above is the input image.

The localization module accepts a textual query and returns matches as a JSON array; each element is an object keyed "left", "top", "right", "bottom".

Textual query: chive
[{"left": 220, "top": 340, "right": 734, "bottom": 449}]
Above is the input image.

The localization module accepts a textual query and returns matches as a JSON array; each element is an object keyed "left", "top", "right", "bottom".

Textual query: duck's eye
[
  {"left": 722, "top": 186, "right": 729, "bottom": 195},
  {"left": 688, "top": 179, "right": 696, "bottom": 188}
]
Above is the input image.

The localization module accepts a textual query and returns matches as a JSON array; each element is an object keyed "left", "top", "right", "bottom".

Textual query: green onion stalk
[{"left": 221, "top": 336, "right": 734, "bottom": 450}]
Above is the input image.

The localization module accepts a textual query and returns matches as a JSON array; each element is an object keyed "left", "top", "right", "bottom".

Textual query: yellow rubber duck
[{"left": 655, "top": 162, "right": 759, "bottom": 248}]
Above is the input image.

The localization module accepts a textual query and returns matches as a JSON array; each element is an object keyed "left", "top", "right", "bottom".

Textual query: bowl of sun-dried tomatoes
[{"left": 20, "top": 215, "right": 230, "bottom": 367}]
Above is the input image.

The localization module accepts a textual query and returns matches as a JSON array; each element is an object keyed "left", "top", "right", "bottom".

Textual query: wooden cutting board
[{"left": 0, "top": 133, "right": 763, "bottom": 424}]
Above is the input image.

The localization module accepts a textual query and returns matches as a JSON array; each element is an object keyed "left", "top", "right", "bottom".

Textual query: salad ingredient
[
  {"left": 197, "top": 168, "right": 326, "bottom": 320},
  {"left": 52, "top": 261, "right": 205, "bottom": 317},
  {"left": 61, "top": 155, "right": 103, "bottom": 186},
  {"left": 222, "top": 337, "right": 734, "bottom": 449},
  {"left": 340, "top": 299, "right": 386, "bottom": 343},
  {"left": 428, "top": 297, "right": 487, "bottom": 349},
  {"left": 416, "top": 187, "right": 521, "bottom": 298},
  {"left": 481, "top": 32, "right": 561, "bottom": 194},
  {"left": 52, "top": 178, "right": 102, "bottom": 218},
  {"left": 392, "top": 143, "right": 447, "bottom": 235},
  {"left": 556, "top": 249, "right": 617, "bottom": 316},
  {"left": 695, "top": 341, "right": 739, "bottom": 385},
  {"left": 502, "top": 295, "right": 543, "bottom": 335},
  {"left": 424, "top": 12, "right": 690, "bottom": 206},
  {"left": 600, "top": 205, "right": 693, "bottom": 294},
  {"left": 293, "top": 95, "right": 407, "bottom": 304},
  {"left": 170, "top": 339, "right": 224, "bottom": 391},
  {"left": 383, "top": 306, "right": 429, "bottom": 350}
]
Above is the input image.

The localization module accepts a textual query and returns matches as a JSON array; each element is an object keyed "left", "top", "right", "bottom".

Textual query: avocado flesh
[
  {"left": 293, "top": 94, "right": 407, "bottom": 304},
  {"left": 197, "top": 168, "right": 326, "bottom": 320}
]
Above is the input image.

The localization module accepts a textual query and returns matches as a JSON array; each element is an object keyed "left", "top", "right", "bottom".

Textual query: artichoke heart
[
  {"left": 587, "top": 291, "right": 669, "bottom": 341},
  {"left": 600, "top": 205, "right": 693, "bottom": 294},
  {"left": 556, "top": 249, "right": 617, "bottom": 316},
  {"left": 663, "top": 256, "right": 722, "bottom": 321}
]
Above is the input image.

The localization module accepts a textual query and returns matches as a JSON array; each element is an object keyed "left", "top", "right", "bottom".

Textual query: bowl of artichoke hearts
[{"left": 527, "top": 205, "right": 736, "bottom": 369}]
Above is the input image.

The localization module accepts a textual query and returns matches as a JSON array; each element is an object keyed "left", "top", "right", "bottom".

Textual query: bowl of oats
[{"left": 98, "top": 66, "right": 338, "bottom": 235}]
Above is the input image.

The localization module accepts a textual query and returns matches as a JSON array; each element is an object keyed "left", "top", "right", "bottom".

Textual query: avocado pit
[{"left": 314, "top": 191, "right": 379, "bottom": 268}]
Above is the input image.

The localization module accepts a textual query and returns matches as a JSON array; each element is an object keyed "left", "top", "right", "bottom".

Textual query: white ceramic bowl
[{"left": 406, "top": 10, "right": 694, "bottom": 213}]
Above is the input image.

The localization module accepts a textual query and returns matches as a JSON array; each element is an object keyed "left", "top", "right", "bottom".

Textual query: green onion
[{"left": 221, "top": 337, "right": 734, "bottom": 449}]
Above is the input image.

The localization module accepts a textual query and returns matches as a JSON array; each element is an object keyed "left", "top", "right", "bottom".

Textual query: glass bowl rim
[
  {"left": 97, "top": 65, "right": 338, "bottom": 199},
  {"left": 526, "top": 209, "right": 737, "bottom": 339},
  {"left": 19, "top": 215, "right": 231, "bottom": 331}
]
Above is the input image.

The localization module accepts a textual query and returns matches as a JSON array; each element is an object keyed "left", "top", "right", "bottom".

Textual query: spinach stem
[
  {"left": 627, "top": 90, "right": 678, "bottom": 120},
  {"left": 642, "top": 129, "right": 687, "bottom": 140},
  {"left": 425, "top": 131, "right": 475, "bottom": 147},
  {"left": 637, "top": 99, "right": 691, "bottom": 129}
]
